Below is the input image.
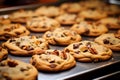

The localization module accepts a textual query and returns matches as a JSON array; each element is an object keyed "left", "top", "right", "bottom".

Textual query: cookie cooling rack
[{"left": 0, "top": 1, "right": 120, "bottom": 80}]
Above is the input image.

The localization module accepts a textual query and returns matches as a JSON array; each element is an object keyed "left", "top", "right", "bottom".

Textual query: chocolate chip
[
  {"left": 49, "top": 60, "right": 55, "bottom": 63},
  {"left": 23, "top": 30, "right": 26, "bottom": 33},
  {"left": 103, "top": 39, "right": 110, "bottom": 44},
  {"left": 61, "top": 34, "right": 65, "bottom": 37},
  {"left": 73, "top": 44, "right": 80, "bottom": 49},
  {"left": 32, "top": 60, "right": 36, "bottom": 65},
  {"left": 83, "top": 49, "right": 88, "bottom": 52},
  {"left": 49, "top": 63, "right": 57, "bottom": 68},
  {"left": 65, "top": 49, "right": 70, "bottom": 52},
  {"left": 8, "top": 60, "right": 18, "bottom": 67},
  {"left": 75, "top": 51, "right": 80, "bottom": 54},
  {"left": 4, "top": 34, "right": 11, "bottom": 39},
  {"left": 16, "top": 42, "right": 20, "bottom": 46},
  {"left": 20, "top": 45, "right": 26, "bottom": 50},
  {"left": 9, "top": 39, "right": 16, "bottom": 42},
  {"left": 15, "top": 32, "right": 21, "bottom": 35}
]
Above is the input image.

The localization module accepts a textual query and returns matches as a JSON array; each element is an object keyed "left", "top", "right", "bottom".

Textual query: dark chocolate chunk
[
  {"left": 4, "top": 34, "right": 11, "bottom": 39},
  {"left": 49, "top": 60, "right": 55, "bottom": 63},
  {"left": 9, "top": 39, "right": 16, "bottom": 42},
  {"left": 32, "top": 60, "right": 36, "bottom": 65},
  {"left": 75, "top": 51, "right": 80, "bottom": 54},
  {"left": 73, "top": 43, "right": 80, "bottom": 49},
  {"left": 83, "top": 49, "right": 88, "bottom": 52},
  {"left": 8, "top": 60, "right": 18, "bottom": 67},
  {"left": 15, "top": 32, "right": 21, "bottom": 35},
  {"left": 16, "top": 42, "right": 20, "bottom": 46},
  {"left": 103, "top": 39, "right": 110, "bottom": 44}
]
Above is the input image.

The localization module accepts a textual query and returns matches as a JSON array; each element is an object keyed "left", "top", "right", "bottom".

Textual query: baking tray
[{"left": 0, "top": 1, "right": 120, "bottom": 80}]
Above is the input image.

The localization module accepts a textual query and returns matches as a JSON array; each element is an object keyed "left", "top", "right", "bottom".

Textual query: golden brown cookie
[
  {"left": 43, "top": 28, "right": 82, "bottom": 45},
  {"left": 0, "top": 59, "right": 38, "bottom": 80},
  {"left": 60, "top": 3, "right": 83, "bottom": 13},
  {"left": 95, "top": 33, "right": 120, "bottom": 51},
  {"left": 70, "top": 21, "right": 108, "bottom": 36},
  {"left": 0, "top": 46, "right": 8, "bottom": 62},
  {"left": 97, "top": 17, "right": 120, "bottom": 29},
  {"left": 0, "top": 24, "right": 30, "bottom": 40},
  {"left": 9, "top": 9, "right": 36, "bottom": 23},
  {"left": 79, "top": 0, "right": 106, "bottom": 10},
  {"left": 35, "top": 6, "right": 64, "bottom": 17},
  {"left": 26, "top": 17, "right": 60, "bottom": 32},
  {"left": 98, "top": 4, "right": 120, "bottom": 15},
  {"left": 30, "top": 50, "right": 76, "bottom": 72},
  {"left": 79, "top": 10, "right": 107, "bottom": 20},
  {"left": 55, "top": 13, "right": 83, "bottom": 25},
  {"left": 64, "top": 40, "right": 112, "bottom": 62},
  {"left": 2, "top": 36, "right": 49, "bottom": 56}
]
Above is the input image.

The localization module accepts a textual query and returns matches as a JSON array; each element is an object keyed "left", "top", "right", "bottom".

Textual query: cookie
[
  {"left": 95, "top": 33, "right": 120, "bottom": 51},
  {"left": 98, "top": 4, "right": 120, "bottom": 15},
  {"left": 79, "top": 0, "right": 105, "bottom": 10},
  {"left": 9, "top": 9, "right": 36, "bottom": 23},
  {"left": 30, "top": 50, "right": 76, "bottom": 72},
  {"left": 0, "top": 59, "right": 38, "bottom": 80},
  {"left": 70, "top": 21, "right": 108, "bottom": 36},
  {"left": 26, "top": 17, "right": 60, "bottom": 32},
  {"left": 79, "top": 10, "right": 107, "bottom": 20},
  {"left": 2, "top": 36, "right": 49, "bottom": 56},
  {"left": 35, "top": 6, "right": 64, "bottom": 17},
  {"left": 60, "top": 3, "right": 83, "bottom": 13},
  {"left": 64, "top": 40, "right": 112, "bottom": 62},
  {"left": 0, "top": 24, "right": 30, "bottom": 40},
  {"left": 0, "top": 46, "right": 8, "bottom": 61},
  {"left": 55, "top": 13, "right": 84, "bottom": 25},
  {"left": 43, "top": 28, "right": 82, "bottom": 45},
  {"left": 97, "top": 17, "right": 120, "bottom": 29}
]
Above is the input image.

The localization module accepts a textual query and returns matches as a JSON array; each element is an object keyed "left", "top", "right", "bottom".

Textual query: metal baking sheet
[{"left": 0, "top": 2, "right": 120, "bottom": 80}]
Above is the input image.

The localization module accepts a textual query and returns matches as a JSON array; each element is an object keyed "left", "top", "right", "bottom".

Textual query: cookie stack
[{"left": 0, "top": 0, "right": 120, "bottom": 79}]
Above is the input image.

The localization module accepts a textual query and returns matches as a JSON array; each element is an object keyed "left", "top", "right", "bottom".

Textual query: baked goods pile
[{"left": 0, "top": 0, "right": 120, "bottom": 79}]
